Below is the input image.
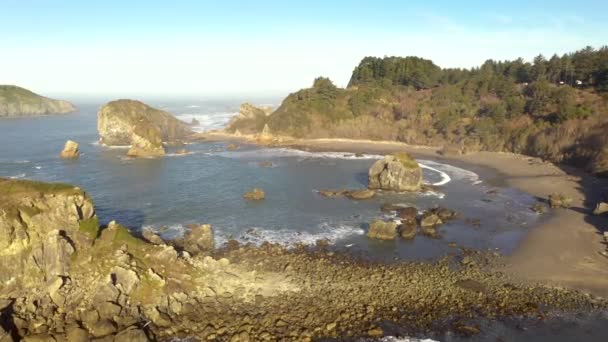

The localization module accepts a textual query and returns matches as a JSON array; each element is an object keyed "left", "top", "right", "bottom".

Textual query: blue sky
[{"left": 1, "top": 0, "right": 606, "bottom": 97}]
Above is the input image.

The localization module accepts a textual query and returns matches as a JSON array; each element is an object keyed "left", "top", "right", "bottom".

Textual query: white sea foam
[
  {"left": 216, "top": 222, "right": 365, "bottom": 248},
  {"left": 150, "top": 222, "right": 364, "bottom": 248},
  {"left": 10, "top": 160, "right": 30, "bottom": 164},
  {"left": 419, "top": 164, "right": 451, "bottom": 186},
  {"left": 418, "top": 159, "right": 480, "bottom": 185},
  {"left": 217, "top": 147, "right": 384, "bottom": 160},
  {"left": 9, "top": 173, "right": 26, "bottom": 179},
  {"left": 177, "top": 112, "right": 237, "bottom": 132},
  {"left": 34, "top": 166, "right": 42, "bottom": 170},
  {"left": 219, "top": 148, "right": 480, "bottom": 187}
]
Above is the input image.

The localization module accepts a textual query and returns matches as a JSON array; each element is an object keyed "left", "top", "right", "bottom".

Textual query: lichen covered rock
[{"left": 368, "top": 152, "right": 422, "bottom": 192}]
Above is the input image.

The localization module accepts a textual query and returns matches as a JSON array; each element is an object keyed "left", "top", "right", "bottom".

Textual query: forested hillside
[{"left": 228, "top": 46, "right": 608, "bottom": 176}]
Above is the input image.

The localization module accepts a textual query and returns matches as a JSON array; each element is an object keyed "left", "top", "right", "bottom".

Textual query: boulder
[
  {"left": 60, "top": 140, "right": 80, "bottom": 159},
  {"left": 190, "top": 118, "right": 200, "bottom": 126},
  {"left": 530, "top": 203, "right": 547, "bottom": 214},
  {"left": 227, "top": 143, "right": 239, "bottom": 150},
  {"left": 399, "top": 222, "right": 417, "bottom": 240},
  {"left": 97, "top": 99, "right": 191, "bottom": 150},
  {"left": 368, "top": 152, "right": 422, "bottom": 192},
  {"left": 345, "top": 189, "right": 375, "bottom": 200},
  {"left": 433, "top": 207, "right": 457, "bottom": 221},
  {"left": 258, "top": 161, "right": 274, "bottom": 168},
  {"left": 548, "top": 193, "right": 573, "bottom": 208},
  {"left": 318, "top": 190, "right": 347, "bottom": 198},
  {"left": 243, "top": 188, "right": 265, "bottom": 201},
  {"left": 367, "top": 220, "right": 398, "bottom": 240},
  {"left": 420, "top": 212, "right": 443, "bottom": 228},
  {"left": 175, "top": 148, "right": 188, "bottom": 155},
  {"left": 397, "top": 207, "right": 418, "bottom": 221},
  {"left": 593, "top": 202, "right": 608, "bottom": 215},
  {"left": 318, "top": 189, "right": 375, "bottom": 200},
  {"left": 141, "top": 230, "right": 165, "bottom": 245},
  {"left": 177, "top": 224, "right": 214, "bottom": 255}
]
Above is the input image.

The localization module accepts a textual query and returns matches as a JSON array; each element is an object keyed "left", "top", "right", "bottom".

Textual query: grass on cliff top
[
  {"left": 0, "top": 85, "right": 47, "bottom": 105},
  {"left": 0, "top": 178, "right": 83, "bottom": 197},
  {"left": 392, "top": 152, "right": 420, "bottom": 169}
]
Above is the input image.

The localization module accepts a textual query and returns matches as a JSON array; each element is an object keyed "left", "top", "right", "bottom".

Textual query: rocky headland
[
  {"left": 1, "top": 177, "right": 607, "bottom": 341},
  {"left": 0, "top": 85, "right": 75, "bottom": 117},
  {"left": 97, "top": 100, "right": 192, "bottom": 157}
]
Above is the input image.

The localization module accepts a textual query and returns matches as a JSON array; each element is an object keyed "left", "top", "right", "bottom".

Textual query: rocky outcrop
[
  {"left": 318, "top": 189, "right": 375, "bottom": 200},
  {"left": 243, "top": 188, "right": 265, "bottom": 201},
  {"left": 368, "top": 152, "right": 422, "bottom": 192},
  {"left": 367, "top": 220, "right": 398, "bottom": 240},
  {"left": 548, "top": 192, "right": 573, "bottom": 208},
  {"left": 226, "top": 103, "right": 273, "bottom": 134},
  {"left": 59, "top": 140, "right": 80, "bottom": 159},
  {"left": 173, "top": 224, "right": 214, "bottom": 256},
  {"left": 97, "top": 99, "right": 192, "bottom": 156},
  {"left": 0, "top": 85, "right": 75, "bottom": 117},
  {"left": 0, "top": 178, "right": 97, "bottom": 290}
]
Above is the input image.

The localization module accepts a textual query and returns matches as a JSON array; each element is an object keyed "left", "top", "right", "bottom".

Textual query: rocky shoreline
[{"left": 1, "top": 177, "right": 607, "bottom": 341}]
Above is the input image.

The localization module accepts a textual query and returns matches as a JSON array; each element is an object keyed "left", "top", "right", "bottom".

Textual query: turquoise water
[{"left": 0, "top": 99, "right": 540, "bottom": 261}]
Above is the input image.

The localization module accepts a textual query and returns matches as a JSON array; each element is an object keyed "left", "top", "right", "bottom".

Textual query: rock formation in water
[
  {"left": 243, "top": 188, "right": 265, "bottom": 200},
  {"left": 59, "top": 140, "right": 80, "bottom": 159},
  {"left": 367, "top": 220, "right": 398, "bottom": 240},
  {"left": 368, "top": 152, "right": 422, "bottom": 191},
  {"left": 0, "top": 85, "right": 75, "bottom": 117},
  {"left": 97, "top": 99, "right": 192, "bottom": 157},
  {"left": 0, "top": 178, "right": 606, "bottom": 341},
  {"left": 226, "top": 103, "right": 273, "bottom": 135}
]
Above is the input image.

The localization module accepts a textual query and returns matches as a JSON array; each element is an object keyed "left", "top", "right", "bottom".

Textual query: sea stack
[
  {"left": 60, "top": 140, "right": 80, "bottom": 159},
  {"left": 97, "top": 99, "right": 192, "bottom": 157},
  {"left": 368, "top": 152, "right": 423, "bottom": 192}
]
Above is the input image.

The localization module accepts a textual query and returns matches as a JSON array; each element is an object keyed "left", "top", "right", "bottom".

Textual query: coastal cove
[
  {"left": 1, "top": 100, "right": 608, "bottom": 341},
  {"left": 204, "top": 133, "right": 608, "bottom": 298}
]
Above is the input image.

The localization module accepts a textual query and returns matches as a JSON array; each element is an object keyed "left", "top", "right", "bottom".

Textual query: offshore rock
[
  {"left": 367, "top": 220, "right": 398, "bottom": 240},
  {"left": 98, "top": 99, "right": 192, "bottom": 156},
  {"left": 243, "top": 188, "right": 265, "bottom": 201},
  {"left": 59, "top": 140, "right": 80, "bottom": 159},
  {"left": 368, "top": 152, "right": 422, "bottom": 192}
]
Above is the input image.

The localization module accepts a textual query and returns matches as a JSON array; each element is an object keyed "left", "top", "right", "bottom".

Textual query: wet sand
[{"left": 200, "top": 133, "right": 608, "bottom": 298}]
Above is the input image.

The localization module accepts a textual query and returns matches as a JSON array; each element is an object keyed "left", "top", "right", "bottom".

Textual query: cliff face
[
  {"left": 0, "top": 178, "right": 97, "bottom": 291},
  {"left": 97, "top": 100, "right": 192, "bottom": 147},
  {"left": 0, "top": 85, "right": 76, "bottom": 117}
]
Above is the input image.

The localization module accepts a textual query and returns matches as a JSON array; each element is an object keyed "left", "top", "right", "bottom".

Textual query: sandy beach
[{"left": 201, "top": 132, "right": 608, "bottom": 298}]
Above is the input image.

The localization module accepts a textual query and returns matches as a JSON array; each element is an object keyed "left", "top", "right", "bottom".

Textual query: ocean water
[{"left": 0, "top": 99, "right": 541, "bottom": 261}]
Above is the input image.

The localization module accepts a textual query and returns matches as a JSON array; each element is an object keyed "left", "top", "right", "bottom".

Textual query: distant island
[
  {"left": 227, "top": 46, "right": 608, "bottom": 176},
  {"left": 0, "top": 85, "right": 76, "bottom": 117}
]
